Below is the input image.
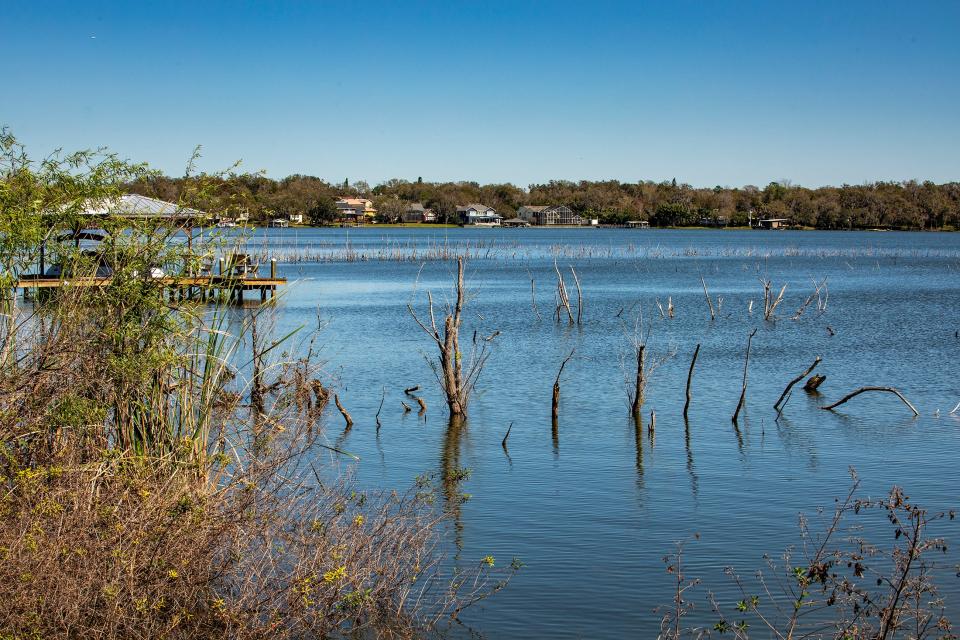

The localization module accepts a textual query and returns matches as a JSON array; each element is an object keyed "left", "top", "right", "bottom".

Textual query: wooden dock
[{"left": 15, "top": 274, "right": 286, "bottom": 303}]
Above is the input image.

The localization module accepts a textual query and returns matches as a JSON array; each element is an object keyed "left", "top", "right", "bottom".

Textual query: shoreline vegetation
[
  {"left": 129, "top": 173, "right": 960, "bottom": 231},
  {"left": 0, "top": 132, "right": 516, "bottom": 638}
]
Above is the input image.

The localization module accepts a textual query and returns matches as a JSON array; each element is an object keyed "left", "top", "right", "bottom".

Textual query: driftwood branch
[
  {"left": 774, "top": 356, "right": 822, "bottom": 413},
  {"left": 732, "top": 328, "right": 758, "bottom": 424},
  {"left": 820, "top": 386, "right": 919, "bottom": 416},
  {"left": 683, "top": 343, "right": 700, "bottom": 420}
]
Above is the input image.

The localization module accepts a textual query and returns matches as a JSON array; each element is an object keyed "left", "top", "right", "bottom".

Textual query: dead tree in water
[
  {"left": 569, "top": 266, "right": 583, "bottom": 325},
  {"left": 732, "top": 328, "right": 758, "bottom": 424},
  {"left": 631, "top": 344, "right": 646, "bottom": 419},
  {"left": 552, "top": 350, "right": 575, "bottom": 427},
  {"left": 408, "top": 257, "right": 494, "bottom": 420},
  {"left": 623, "top": 307, "right": 673, "bottom": 421},
  {"left": 760, "top": 279, "right": 787, "bottom": 320},
  {"left": 683, "top": 343, "right": 701, "bottom": 420},
  {"left": 554, "top": 260, "right": 573, "bottom": 323}
]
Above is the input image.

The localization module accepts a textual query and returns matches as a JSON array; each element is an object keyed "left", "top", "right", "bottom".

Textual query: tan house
[{"left": 335, "top": 197, "right": 377, "bottom": 222}]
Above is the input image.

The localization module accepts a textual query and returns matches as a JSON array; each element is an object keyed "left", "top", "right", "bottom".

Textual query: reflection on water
[
  {"left": 236, "top": 227, "right": 960, "bottom": 638},
  {"left": 441, "top": 416, "right": 468, "bottom": 552}
]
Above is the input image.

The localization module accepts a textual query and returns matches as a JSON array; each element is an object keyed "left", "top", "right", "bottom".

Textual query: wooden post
[{"left": 270, "top": 258, "right": 276, "bottom": 279}]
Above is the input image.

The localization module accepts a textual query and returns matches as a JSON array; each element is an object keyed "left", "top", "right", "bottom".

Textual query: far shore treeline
[{"left": 129, "top": 174, "right": 960, "bottom": 230}]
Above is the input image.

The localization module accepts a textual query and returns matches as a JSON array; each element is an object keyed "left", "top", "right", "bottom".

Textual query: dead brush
[{"left": 657, "top": 470, "right": 957, "bottom": 639}]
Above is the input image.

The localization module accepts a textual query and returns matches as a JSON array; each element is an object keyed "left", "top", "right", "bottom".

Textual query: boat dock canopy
[{"left": 81, "top": 194, "right": 211, "bottom": 225}]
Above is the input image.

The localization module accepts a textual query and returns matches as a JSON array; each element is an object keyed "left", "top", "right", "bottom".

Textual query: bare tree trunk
[
  {"left": 732, "top": 328, "right": 758, "bottom": 424},
  {"left": 631, "top": 344, "right": 646, "bottom": 419},
  {"left": 552, "top": 350, "right": 575, "bottom": 428},
  {"left": 683, "top": 343, "right": 700, "bottom": 420}
]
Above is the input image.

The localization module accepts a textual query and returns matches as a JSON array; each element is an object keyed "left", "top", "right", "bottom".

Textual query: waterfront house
[
  {"left": 518, "top": 204, "right": 583, "bottom": 226},
  {"left": 403, "top": 203, "right": 439, "bottom": 223},
  {"left": 625, "top": 220, "right": 650, "bottom": 229},
  {"left": 758, "top": 218, "right": 789, "bottom": 229},
  {"left": 699, "top": 214, "right": 728, "bottom": 227},
  {"left": 288, "top": 213, "right": 304, "bottom": 224},
  {"left": 402, "top": 202, "right": 425, "bottom": 223},
  {"left": 270, "top": 218, "right": 289, "bottom": 228},
  {"left": 335, "top": 197, "right": 377, "bottom": 223},
  {"left": 457, "top": 204, "right": 501, "bottom": 225}
]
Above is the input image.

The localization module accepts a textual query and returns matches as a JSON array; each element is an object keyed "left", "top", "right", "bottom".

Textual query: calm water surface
[{"left": 243, "top": 228, "right": 960, "bottom": 638}]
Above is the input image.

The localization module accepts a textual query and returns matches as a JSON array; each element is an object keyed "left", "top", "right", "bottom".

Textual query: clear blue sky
[{"left": 3, "top": 0, "right": 958, "bottom": 187}]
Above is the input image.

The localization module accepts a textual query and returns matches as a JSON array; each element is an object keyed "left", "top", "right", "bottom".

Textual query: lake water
[{"left": 242, "top": 227, "right": 960, "bottom": 638}]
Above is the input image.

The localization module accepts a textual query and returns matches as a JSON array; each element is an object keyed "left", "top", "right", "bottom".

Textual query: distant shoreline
[{"left": 257, "top": 224, "right": 956, "bottom": 233}]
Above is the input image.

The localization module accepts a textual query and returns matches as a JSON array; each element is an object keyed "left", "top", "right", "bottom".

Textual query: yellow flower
[
  {"left": 353, "top": 514, "right": 364, "bottom": 526},
  {"left": 168, "top": 569, "right": 179, "bottom": 579},
  {"left": 482, "top": 555, "right": 495, "bottom": 567},
  {"left": 323, "top": 566, "right": 347, "bottom": 583}
]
